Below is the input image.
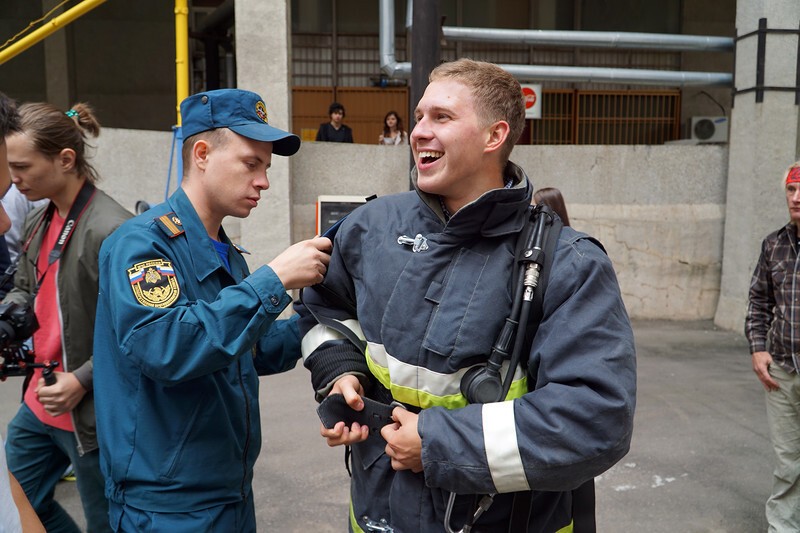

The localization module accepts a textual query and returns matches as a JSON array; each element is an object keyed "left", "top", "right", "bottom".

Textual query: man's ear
[
  {"left": 484, "top": 120, "right": 510, "bottom": 154},
  {"left": 58, "top": 148, "right": 77, "bottom": 172},
  {"left": 192, "top": 139, "right": 210, "bottom": 170}
]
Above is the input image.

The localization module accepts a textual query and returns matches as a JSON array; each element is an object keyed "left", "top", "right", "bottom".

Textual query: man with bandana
[{"left": 746, "top": 161, "right": 800, "bottom": 532}]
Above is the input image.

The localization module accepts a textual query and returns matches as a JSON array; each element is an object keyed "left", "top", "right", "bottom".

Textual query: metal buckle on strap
[{"left": 363, "top": 516, "right": 394, "bottom": 532}]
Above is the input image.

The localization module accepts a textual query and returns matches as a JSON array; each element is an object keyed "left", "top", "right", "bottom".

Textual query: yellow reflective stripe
[
  {"left": 556, "top": 520, "right": 574, "bottom": 533},
  {"left": 505, "top": 377, "right": 529, "bottom": 402},
  {"left": 365, "top": 342, "right": 528, "bottom": 409},
  {"left": 349, "top": 499, "right": 365, "bottom": 533},
  {"left": 483, "top": 401, "right": 531, "bottom": 493},
  {"left": 300, "top": 319, "right": 365, "bottom": 360}
]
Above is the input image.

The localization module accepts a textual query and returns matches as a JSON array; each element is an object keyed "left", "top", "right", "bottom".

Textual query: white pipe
[
  {"left": 501, "top": 64, "right": 731, "bottom": 86},
  {"left": 442, "top": 27, "right": 734, "bottom": 52},
  {"left": 378, "top": 0, "right": 733, "bottom": 86},
  {"left": 380, "top": 0, "right": 411, "bottom": 78}
]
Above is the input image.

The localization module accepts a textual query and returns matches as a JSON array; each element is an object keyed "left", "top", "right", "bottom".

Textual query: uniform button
[{"left": 269, "top": 295, "right": 280, "bottom": 306}]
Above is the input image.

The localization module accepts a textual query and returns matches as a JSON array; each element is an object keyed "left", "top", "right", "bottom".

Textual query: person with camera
[{"left": 3, "top": 101, "right": 132, "bottom": 532}]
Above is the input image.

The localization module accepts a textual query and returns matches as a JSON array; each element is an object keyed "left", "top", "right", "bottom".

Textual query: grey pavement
[{"left": 1, "top": 320, "right": 772, "bottom": 532}]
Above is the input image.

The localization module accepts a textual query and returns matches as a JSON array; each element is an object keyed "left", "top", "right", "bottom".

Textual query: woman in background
[
  {"left": 534, "top": 186, "right": 571, "bottom": 226},
  {"left": 378, "top": 110, "right": 407, "bottom": 145}
]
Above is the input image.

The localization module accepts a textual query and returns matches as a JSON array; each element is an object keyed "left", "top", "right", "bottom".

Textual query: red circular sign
[{"left": 522, "top": 87, "right": 537, "bottom": 109}]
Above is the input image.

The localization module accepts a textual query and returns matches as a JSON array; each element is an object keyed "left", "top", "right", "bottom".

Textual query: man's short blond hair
[{"left": 429, "top": 58, "right": 525, "bottom": 163}]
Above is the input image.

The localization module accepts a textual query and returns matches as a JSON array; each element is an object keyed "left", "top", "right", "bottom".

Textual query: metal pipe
[
  {"left": 196, "top": 0, "right": 233, "bottom": 33},
  {"left": 0, "top": 0, "right": 108, "bottom": 66},
  {"left": 500, "top": 64, "right": 732, "bottom": 87},
  {"left": 378, "top": 0, "right": 733, "bottom": 87},
  {"left": 175, "top": 0, "right": 189, "bottom": 125},
  {"left": 380, "top": 0, "right": 411, "bottom": 78},
  {"left": 442, "top": 27, "right": 734, "bottom": 52}
]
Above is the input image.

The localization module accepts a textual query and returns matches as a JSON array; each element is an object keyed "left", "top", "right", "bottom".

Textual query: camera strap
[{"left": 20, "top": 181, "right": 96, "bottom": 296}]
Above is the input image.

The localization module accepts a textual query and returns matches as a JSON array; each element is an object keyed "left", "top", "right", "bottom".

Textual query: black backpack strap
[
  {"left": 518, "top": 214, "right": 600, "bottom": 533},
  {"left": 572, "top": 479, "right": 597, "bottom": 533},
  {"left": 522, "top": 212, "right": 562, "bottom": 349}
]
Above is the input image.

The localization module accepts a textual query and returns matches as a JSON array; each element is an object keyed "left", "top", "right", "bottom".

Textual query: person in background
[
  {"left": 4, "top": 101, "right": 132, "bottom": 533},
  {"left": 0, "top": 96, "right": 16, "bottom": 298},
  {"left": 0, "top": 183, "right": 48, "bottom": 299},
  {"left": 0, "top": 90, "right": 46, "bottom": 533},
  {"left": 378, "top": 110, "right": 407, "bottom": 145},
  {"left": 745, "top": 161, "right": 800, "bottom": 532},
  {"left": 316, "top": 102, "right": 353, "bottom": 143},
  {"left": 2, "top": 184, "right": 48, "bottom": 264},
  {"left": 533, "top": 186, "right": 571, "bottom": 227}
]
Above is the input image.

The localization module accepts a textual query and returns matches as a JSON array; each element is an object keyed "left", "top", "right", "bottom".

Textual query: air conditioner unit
[{"left": 690, "top": 116, "right": 729, "bottom": 143}]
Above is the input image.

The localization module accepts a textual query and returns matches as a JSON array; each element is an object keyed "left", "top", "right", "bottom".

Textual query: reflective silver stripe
[
  {"left": 482, "top": 401, "right": 530, "bottom": 493},
  {"left": 301, "top": 319, "right": 365, "bottom": 361},
  {"left": 367, "top": 341, "right": 526, "bottom": 397}
]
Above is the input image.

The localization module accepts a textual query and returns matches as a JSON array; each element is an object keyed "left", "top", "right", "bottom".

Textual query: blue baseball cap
[{"left": 180, "top": 89, "right": 300, "bottom": 156}]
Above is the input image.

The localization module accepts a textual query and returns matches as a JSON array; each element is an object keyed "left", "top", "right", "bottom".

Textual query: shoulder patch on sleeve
[
  {"left": 155, "top": 213, "right": 185, "bottom": 238},
  {"left": 127, "top": 259, "right": 180, "bottom": 307}
]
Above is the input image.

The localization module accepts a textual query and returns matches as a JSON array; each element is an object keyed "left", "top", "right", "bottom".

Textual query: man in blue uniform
[
  {"left": 298, "top": 59, "right": 636, "bottom": 532},
  {"left": 94, "top": 89, "right": 332, "bottom": 532}
]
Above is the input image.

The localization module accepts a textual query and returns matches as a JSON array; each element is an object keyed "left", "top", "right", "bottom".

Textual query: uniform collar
[
  {"left": 167, "top": 187, "right": 242, "bottom": 282},
  {"left": 412, "top": 161, "right": 533, "bottom": 238}
]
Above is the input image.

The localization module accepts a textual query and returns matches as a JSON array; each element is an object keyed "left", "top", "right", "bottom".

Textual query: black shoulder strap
[
  {"left": 523, "top": 212, "right": 562, "bottom": 350},
  {"left": 519, "top": 215, "right": 597, "bottom": 533}
]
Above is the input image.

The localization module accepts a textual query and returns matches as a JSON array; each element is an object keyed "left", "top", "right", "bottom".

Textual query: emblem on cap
[
  {"left": 127, "top": 259, "right": 180, "bottom": 308},
  {"left": 255, "top": 101, "right": 268, "bottom": 123}
]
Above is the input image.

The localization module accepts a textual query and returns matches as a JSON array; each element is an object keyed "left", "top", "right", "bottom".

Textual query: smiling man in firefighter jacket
[{"left": 296, "top": 59, "right": 636, "bottom": 533}]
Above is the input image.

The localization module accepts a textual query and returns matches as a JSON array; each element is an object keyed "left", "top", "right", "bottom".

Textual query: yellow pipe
[
  {"left": 0, "top": 0, "right": 108, "bottom": 66},
  {"left": 174, "top": 0, "right": 189, "bottom": 126}
]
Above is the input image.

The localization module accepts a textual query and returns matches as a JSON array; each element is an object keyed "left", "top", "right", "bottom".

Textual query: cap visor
[{"left": 229, "top": 123, "right": 301, "bottom": 156}]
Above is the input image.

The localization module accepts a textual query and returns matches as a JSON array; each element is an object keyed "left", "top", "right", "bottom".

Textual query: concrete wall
[
  {"left": 515, "top": 145, "right": 728, "bottom": 319},
  {"left": 284, "top": 141, "right": 730, "bottom": 320},
  {"left": 91, "top": 131, "right": 729, "bottom": 320}
]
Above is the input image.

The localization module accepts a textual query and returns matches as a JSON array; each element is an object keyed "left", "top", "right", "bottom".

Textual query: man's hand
[
  {"left": 381, "top": 407, "right": 422, "bottom": 473},
  {"left": 268, "top": 237, "right": 332, "bottom": 290},
  {"left": 752, "top": 351, "right": 780, "bottom": 392},
  {"left": 320, "top": 375, "right": 370, "bottom": 446},
  {"left": 35, "top": 372, "right": 87, "bottom": 417}
]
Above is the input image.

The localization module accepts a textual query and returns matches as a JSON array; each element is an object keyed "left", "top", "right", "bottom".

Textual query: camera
[
  {"left": 0, "top": 302, "right": 52, "bottom": 381},
  {"left": 0, "top": 302, "right": 38, "bottom": 344}
]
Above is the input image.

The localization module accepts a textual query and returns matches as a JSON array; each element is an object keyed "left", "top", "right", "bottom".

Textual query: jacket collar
[
  {"left": 412, "top": 160, "right": 533, "bottom": 238},
  {"left": 167, "top": 187, "right": 239, "bottom": 282}
]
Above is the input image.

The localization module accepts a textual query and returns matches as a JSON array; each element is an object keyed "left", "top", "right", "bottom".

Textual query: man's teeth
[{"left": 419, "top": 151, "right": 443, "bottom": 162}]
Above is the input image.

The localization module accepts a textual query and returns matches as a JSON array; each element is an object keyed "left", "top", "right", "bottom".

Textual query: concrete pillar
[
  {"left": 42, "top": 0, "right": 73, "bottom": 109},
  {"left": 234, "top": 0, "right": 294, "bottom": 268},
  {"left": 714, "top": 0, "right": 800, "bottom": 331}
]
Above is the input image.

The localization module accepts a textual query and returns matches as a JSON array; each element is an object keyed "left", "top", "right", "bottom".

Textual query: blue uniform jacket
[
  {"left": 298, "top": 163, "right": 636, "bottom": 532},
  {"left": 94, "top": 187, "right": 300, "bottom": 513}
]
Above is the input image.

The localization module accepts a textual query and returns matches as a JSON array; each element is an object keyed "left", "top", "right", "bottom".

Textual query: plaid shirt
[{"left": 746, "top": 222, "right": 800, "bottom": 374}]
